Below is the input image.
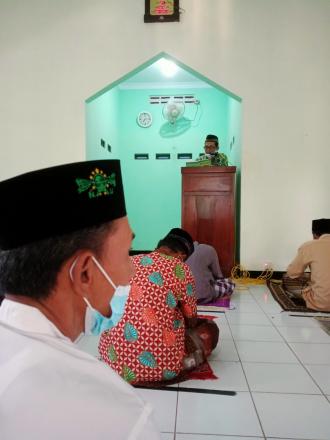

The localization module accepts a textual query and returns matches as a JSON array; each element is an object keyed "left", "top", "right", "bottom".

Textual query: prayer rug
[
  {"left": 132, "top": 360, "right": 217, "bottom": 388},
  {"left": 267, "top": 279, "right": 330, "bottom": 313},
  {"left": 314, "top": 317, "right": 330, "bottom": 336},
  {"left": 186, "top": 359, "right": 218, "bottom": 380},
  {"left": 197, "top": 296, "right": 231, "bottom": 313},
  {"left": 197, "top": 314, "right": 217, "bottom": 320},
  {"left": 197, "top": 305, "right": 228, "bottom": 312}
]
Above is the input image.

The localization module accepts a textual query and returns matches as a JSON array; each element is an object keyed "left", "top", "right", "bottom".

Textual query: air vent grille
[{"left": 149, "top": 95, "right": 197, "bottom": 104}]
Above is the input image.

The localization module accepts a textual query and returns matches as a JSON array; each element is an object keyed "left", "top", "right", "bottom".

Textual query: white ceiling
[{"left": 119, "top": 60, "right": 211, "bottom": 90}]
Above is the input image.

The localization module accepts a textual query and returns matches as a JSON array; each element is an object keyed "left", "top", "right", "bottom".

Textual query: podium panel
[{"left": 181, "top": 167, "right": 236, "bottom": 277}]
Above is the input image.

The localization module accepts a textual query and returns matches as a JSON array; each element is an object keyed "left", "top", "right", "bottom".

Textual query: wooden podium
[{"left": 181, "top": 166, "right": 236, "bottom": 277}]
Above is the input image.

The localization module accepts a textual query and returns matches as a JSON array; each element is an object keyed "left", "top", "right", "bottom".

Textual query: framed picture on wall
[{"left": 144, "top": 0, "right": 180, "bottom": 23}]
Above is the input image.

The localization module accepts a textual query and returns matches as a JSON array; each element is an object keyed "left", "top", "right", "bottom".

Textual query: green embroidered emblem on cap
[{"left": 76, "top": 168, "right": 116, "bottom": 199}]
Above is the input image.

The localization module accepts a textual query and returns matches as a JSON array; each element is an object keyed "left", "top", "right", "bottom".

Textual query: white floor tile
[
  {"left": 179, "top": 360, "right": 248, "bottom": 391},
  {"left": 230, "top": 324, "right": 283, "bottom": 342},
  {"left": 259, "top": 303, "right": 284, "bottom": 314},
  {"left": 226, "top": 312, "right": 272, "bottom": 326},
  {"left": 248, "top": 284, "right": 269, "bottom": 292},
  {"left": 160, "top": 434, "right": 174, "bottom": 440},
  {"left": 243, "top": 362, "right": 320, "bottom": 393},
  {"left": 255, "top": 300, "right": 279, "bottom": 311},
  {"left": 230, "top": 301, "right": 266, "bottom": 314},
  {"left": 201, "top": 312, "right": 227, "bottom": 324},
  {"left": 209, "top": 338, "right": 239, "bottom": 361},
  {"left": 215, "top": 322, "right": 233, "bottom": 340},
  {"left": 230, "top": 294, "right": 257, "bottom": 303},
  {"left": 270, "top": 313, "right": 321, "bottom": 328},
  {"left": 176, "top": 392, "right": 263, "bottom": 436},
  {"left": 249, "top": 286, "right": 272, "bottom": 298},
  {"left": 232, "top": 299, "right": 261, "bottom": 307},
  {"left": 305, "top": 364, "right": 330, "bottom": 394},
  {"left": 253, "top": 392, "right": 330, "bottom": 439},
  {"left": 233, "top": 288, "right": 255, "bottom": 294},
  {"left": 228, "top": 302, "right": 265, "bottom": 314},
  {"left": 254, "top": 293, "right": 278, "bottom": 304},
  {"left": 135, "top": 388, "right": 177, "bottom": 433},
  {"left": 256, "top": 296, "right": 281, "bottom": 305},
  {"left": 235, "top": 341, "right": 298, "bottom": 363},
  {"left": 289, "top": 342, "right": 330, "bottom": 364},
  {"left": 277, "top": 326, "right": 330, "bottom": 343},
  {"left": 232, "top": 290, "right": 251, "bottom": 298},
  {"left": 176, "top": 435, "right": 263, "bottom": 440}
]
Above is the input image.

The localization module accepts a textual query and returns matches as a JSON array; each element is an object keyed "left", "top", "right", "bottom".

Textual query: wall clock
[{"left": 137, "top": 111, "right": 153, "bottom": 128}]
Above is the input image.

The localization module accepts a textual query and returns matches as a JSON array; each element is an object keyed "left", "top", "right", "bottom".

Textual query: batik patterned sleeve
[{"left": 173, "top": 261, "right": 197, "bottom": 319}]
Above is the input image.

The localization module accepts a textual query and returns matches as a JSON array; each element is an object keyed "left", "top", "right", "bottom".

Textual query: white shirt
[{"left": 0, "top": 299, "right": 160, "bottom": 440}]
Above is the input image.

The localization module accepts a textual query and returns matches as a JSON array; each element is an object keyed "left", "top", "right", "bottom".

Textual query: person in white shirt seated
[{"left": 0, "top": 160, "right": 160, "bottom": 440}]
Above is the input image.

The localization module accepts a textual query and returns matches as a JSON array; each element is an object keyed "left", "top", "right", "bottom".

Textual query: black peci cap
[
  {"left": 312, "top": 218, "right": 330, "bottom": 236},
  {"left": 205, "top": 134, "right": 219, "bottom": 147},
  {"left": 205, "top": 134, "right": 218, "bottom": 142},
  {"left": 167, "top": 228, "right": 194, "bottom": 257},
  {"left": 0, "top": 160, "right": 126, "bottom": 250}
]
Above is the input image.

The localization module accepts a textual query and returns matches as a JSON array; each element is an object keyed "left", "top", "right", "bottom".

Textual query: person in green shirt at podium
[{"left": 196, "top": 134, "right": 228, "bottom": 167}]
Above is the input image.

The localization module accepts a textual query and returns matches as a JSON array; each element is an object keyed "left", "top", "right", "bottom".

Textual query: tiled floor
[{"left": 77, "top": 284, "right": 330, "bottom": 440}]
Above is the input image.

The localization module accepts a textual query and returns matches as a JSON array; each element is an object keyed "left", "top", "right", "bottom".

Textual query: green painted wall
[
  {"left": 86, "top": 84, "right": 242, "bottom": 252},
  {"left": 86, "top": 87, "right": 119, "bottom": 160}
]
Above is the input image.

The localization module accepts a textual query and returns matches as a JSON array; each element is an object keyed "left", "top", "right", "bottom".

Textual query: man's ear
[{"left": 68, "top": 252, "right": 95, "bottom": 297}]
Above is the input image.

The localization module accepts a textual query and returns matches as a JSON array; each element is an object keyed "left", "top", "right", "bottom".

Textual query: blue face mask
[
  {"left": 83, "top": 284, "right": 130, "bottom": 336},
  {"left": 109, "top": 285, "right": 131, "bottom": 326},
  {"left": 69, "top": 256, "right": 130, "bottom": 336}
]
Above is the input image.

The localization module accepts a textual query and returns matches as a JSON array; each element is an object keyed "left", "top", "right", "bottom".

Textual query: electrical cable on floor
[{"left": 231, "top": 264, "right": 273, "bottom": 290}]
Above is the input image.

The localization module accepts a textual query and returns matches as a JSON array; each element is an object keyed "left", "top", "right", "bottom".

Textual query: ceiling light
[{"left": 156, "top": 58, "right": 178, "bottom": 78}]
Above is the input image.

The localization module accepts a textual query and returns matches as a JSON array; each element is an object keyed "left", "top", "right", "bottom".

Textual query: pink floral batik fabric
[{"left": 98, "top": 252, "right": 197, "bottom": 383}]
